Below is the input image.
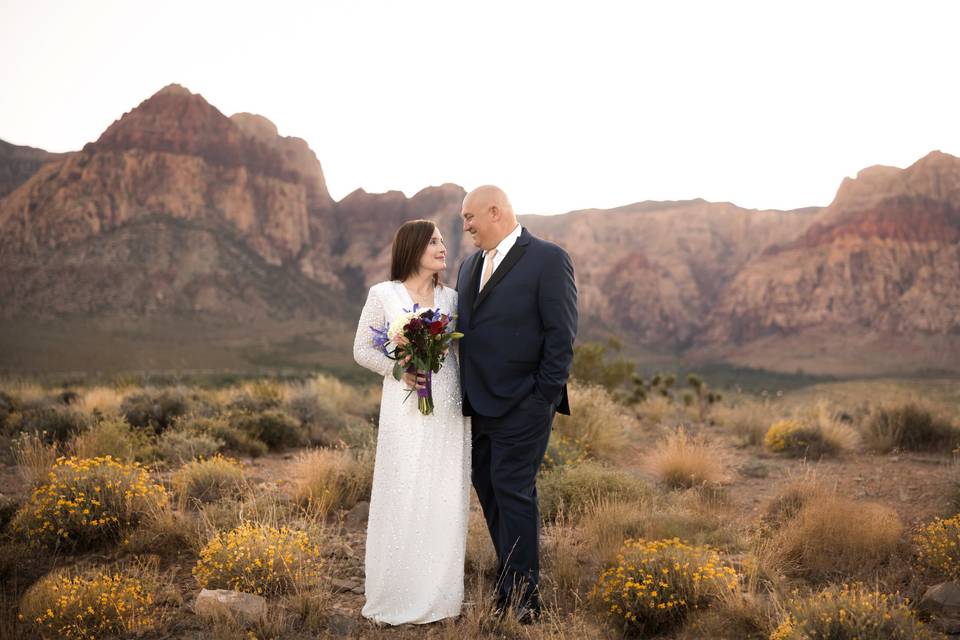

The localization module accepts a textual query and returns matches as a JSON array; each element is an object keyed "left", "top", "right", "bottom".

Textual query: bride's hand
[{"left": 402, "top": 370, "right": 427, "bottom": 390}]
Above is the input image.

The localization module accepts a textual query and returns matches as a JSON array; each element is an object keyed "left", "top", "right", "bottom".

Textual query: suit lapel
[
  {"left": 474, "top": 229, "right": 531, "bottom": 310},
  {"left": 463, "top": 250, "right": 484, "bottom": 311}
]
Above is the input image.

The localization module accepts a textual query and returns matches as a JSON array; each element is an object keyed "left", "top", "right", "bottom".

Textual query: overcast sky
[{"left": 1, "top": 0, "right": 957, "bottom": 215}]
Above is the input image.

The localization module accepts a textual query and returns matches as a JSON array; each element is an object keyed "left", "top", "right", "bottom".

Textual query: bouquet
[{"left": 371, "top": 304, "right": 463, "bottom": 415}]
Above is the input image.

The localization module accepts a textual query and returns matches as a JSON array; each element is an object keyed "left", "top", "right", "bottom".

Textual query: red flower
[{"left": 429, "top": 321, "right": 444, "bottom": 335}]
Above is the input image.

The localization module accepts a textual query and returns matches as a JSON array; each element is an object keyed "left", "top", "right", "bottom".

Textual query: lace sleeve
[{"left": 353, "top": 286, "right": 395, "bottom": 378}]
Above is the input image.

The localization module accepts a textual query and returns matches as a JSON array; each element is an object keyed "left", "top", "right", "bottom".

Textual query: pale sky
[{"left": 1, "top": 0, "right": 958, "bottom": 215}]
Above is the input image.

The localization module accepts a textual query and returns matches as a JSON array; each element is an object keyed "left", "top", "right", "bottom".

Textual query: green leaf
[{"left": 392, "top": 362, "right": 404, "bottom": 381}]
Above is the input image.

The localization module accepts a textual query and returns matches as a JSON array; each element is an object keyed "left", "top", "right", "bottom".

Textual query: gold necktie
[{"left": 480, "top": 249, "right": 497, "bottom": 290}]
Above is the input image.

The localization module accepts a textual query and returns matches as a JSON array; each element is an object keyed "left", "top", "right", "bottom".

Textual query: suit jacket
[{"left": 455, "top": 227, "right": 578, "bottom": 418}]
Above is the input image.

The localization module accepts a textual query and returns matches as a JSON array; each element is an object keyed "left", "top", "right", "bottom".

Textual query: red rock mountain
[
  {"left": 0, "top": 139, "right": 65, "bottom": 199},
  {"left": 1, "top": 85, "right": 958, "bottom": 375}
]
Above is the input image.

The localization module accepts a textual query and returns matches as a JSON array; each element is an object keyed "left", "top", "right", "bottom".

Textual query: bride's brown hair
[{"left": 390, "top": 219, "right": 441, "bottom": 287}]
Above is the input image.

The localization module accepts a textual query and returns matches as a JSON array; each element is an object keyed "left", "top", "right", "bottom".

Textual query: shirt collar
[{"left": 487, "top": 223, "right": 522, "bottom": 258}]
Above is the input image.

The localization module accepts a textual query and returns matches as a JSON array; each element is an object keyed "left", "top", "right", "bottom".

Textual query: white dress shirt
[{"left": 478, "top": 224, "right": 523, "bottom": 294}]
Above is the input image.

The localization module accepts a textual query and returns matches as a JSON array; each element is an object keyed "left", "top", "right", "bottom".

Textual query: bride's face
[{"left": 419, "top": 227, "right": 447, "bottom": 274}]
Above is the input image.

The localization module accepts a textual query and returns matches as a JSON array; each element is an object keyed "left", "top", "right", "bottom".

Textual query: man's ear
[{"left": 489, "top": 205, "right": 500, "bottom": 221}]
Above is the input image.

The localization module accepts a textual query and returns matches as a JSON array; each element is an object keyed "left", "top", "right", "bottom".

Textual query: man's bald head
[{"left": 461, "top": 185, "right": 518, "bottom": 250}]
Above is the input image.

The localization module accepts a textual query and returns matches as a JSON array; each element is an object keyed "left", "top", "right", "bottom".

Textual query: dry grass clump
[
  {"left": 766, "top": 488, "right": 904, "bottom": 582},
  {"left": 464, "top": 504, "right": 497, "bottom": 576},
  {"left": 770, "top": 583, "right": 940, "bottom": 640},
  {"left": 291, "top": 448, "right": 372, "bottom": 516},
  {"left": 712, "top": 397, "right": 782, "bottom": 446},
  {"left": 538, "top": 460, "right": 651, "bottom": 523},
  {"left": 227, "top": 379, "right": 284, "bottom": 413},
  {"left": 861, "top": 402, "right": 960, "bottom": 453},
  {"left": 19, "top": 563, "right": 159, "bottom": 639},
  {"left": 551, "top": 384, "right": 630, "bottom": 463},
  {"left": 284, "top": 374, "right": 370, "bottom": 427},
  {"left": 171, "top": 455, "right": 245, "bottom": 505},
  {"left": 643, "top": 427, "right": 726, "bottom": 489},
  {"left": 193, "top": 522, "right": 324, "bottom": 595},
  {"left": 592, "top": 538, "right": 739, "bottom": 636},
  {"left": 914, "top": 513, "right": 960, "bottom": 580},
  {"left": 11, "top": 455, "right": 169, "bottom": 550},
  {"left": 70, "top": 415, "right": 154, "bottom": 462},
  {"left": 11, "top": 430, "right": 59, "bottom": 486},
  {"left": 634, "top": 394, "right": 676, "bottom": 426},
  {"left": 79, "top": 386, "right": 126, "bottom": 416}
]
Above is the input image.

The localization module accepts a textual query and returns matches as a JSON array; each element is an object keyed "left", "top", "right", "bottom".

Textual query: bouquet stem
[{"left": 407, "top": 366, "right": 434, "bottom": 415}]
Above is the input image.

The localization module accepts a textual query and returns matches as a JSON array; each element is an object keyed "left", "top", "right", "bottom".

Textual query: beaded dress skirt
[{"left": 352, "top": 281, "right": 471, "bottom": 624}]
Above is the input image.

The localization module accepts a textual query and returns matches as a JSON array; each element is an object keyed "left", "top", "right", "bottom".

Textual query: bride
[{"left": 352, "top": 219, "right": 471, "bottom": 625}]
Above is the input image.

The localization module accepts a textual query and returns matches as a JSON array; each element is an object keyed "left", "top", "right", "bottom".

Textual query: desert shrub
[
  {"left": 767, "top": 491, "right": 904, "bottom": 582},
  {"left": 571, "top": 340, "right": 636, "bottom": 392},
  {"left": 539, "top": 460, "right": 651, "bottom": 522},
  {"left": 292, "top": 448, "right": 372, "bottom": 516},
  {"left": 862, "top": 402, "right": 960, "bottom": 453},
  {"left": 284, "top": 374, "right": 364, "bottom": 426},
  {"left": 19, "top": 564, "right": 157, "bottom": 639},
  {"left": 121, "top": 388, "right": 188, "bottom": 433},
  {"left": 0, "top": 389, "right": 16, "bottom": 426},
  {"left": 71, "top": 415, "right": 154, "bottom": 462},
  {"left": 11, "top": 456, "right": 168, "bottom": 550},
  {"left": 592, "top": 538, "right": 739, "bottom": 635},
  {"left": 764, "top": 419, "right": 841, "bottom": 458},
  {"left": 156, "top": 425, "right": 223, "bottom": 463},
  {"left": 552, "top": 384, "right": 630, "bottom": 463},
  {"left": 172, "top": 455, "right": 245, "bottom": 504},
  {"left": 770, "top": 583, "right": 940, "bottom": 640},
  {"left": 16, "top": 405, "right": 90, "bottom": 442},
  {"left": 643, "top": 427, "right": 725, "bottom": 489},
  {"left": 228, "top": 380, "right": 284, "bottom": 413},
  {"left": 712, "top": 398, "right": 780, "bottom": 446},
  {"left": 915, "top": 513, "right": 960, "bottom": 580},
  {"left": 542, "top": 433, "right": 589, "bottom": 470},
  {"left": 180, "top": 415, "right": 267, "bottom": 458},
  {"left": 193, "top": 522, "right": 324, "bottom": 595},
  {"left": 11, "top": 430, "right": 59, "bottom": 486},
  {"left": 232, "top": 409, "right": 307, "bottom": 451}
]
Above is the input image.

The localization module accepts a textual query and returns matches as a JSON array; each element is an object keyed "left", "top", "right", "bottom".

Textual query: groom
[{"left": 456, "top": 185, "right": 578, "bottom": 620}]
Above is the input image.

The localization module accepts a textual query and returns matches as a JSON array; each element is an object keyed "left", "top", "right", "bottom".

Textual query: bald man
[{"left": 456, "top": 185, "right": 578, "bottom": 621}]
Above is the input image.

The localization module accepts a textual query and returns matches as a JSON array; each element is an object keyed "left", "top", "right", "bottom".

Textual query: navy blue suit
[{"left": 456, "top": 227, "right": 578, "bottom": 611}]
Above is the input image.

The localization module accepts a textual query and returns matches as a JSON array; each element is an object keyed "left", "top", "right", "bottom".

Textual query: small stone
[
  {"left": 921, "top": 581, "right": 960, "bottom": 633},
  {"left": 194, "top": 588, "right": 266, "bottom": 624},
  {"left": 346, "top": 501, "right": 370, "bottom": 528},
  {"left": 328, "top": 612, "right": 357, "bottom": 636},
  {"left": 330, "top": 578, "right": 360, "bottom": 593}
]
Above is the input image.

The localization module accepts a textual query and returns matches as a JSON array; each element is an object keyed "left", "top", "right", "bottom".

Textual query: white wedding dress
[{"left": 352, "top": 281, "right": 471, "bottom": 625}]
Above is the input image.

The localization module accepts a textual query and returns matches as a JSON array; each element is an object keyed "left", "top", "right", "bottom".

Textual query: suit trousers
[{"left": 470, "top": 391, "right": 555, "bottom": 611}]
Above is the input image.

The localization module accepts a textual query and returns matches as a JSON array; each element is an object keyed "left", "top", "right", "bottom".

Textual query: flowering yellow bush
[
  {"left": 12, "top": 456, "right": 168, "bottom": 550},
  {"left": 764, "top": 419, "right": 825, "bottom": 457},
  {"left": 193, "top": 522, "right": 324, "bottom": 595},
  {"left": 19, "top": 566, "right": 156, "bottom": 639},
  {"left": 592, "top": 537, "right": 738, "bottom": 634},
  {"left": 915, "top": 514, "right": 960, "bottom": 580},
  {"left": 171, "top": 455, "right": 244, "bottom": 504},
  {"left": 770, "top": 584, "right": 939, "bottom": 639},
  {"left": 542, "top": 433, "right": 589, "bottom": 470}
]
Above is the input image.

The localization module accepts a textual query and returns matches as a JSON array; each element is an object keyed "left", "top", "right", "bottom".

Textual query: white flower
[{"left": 387, "top": 311, "right": 416, "bottom": 344}]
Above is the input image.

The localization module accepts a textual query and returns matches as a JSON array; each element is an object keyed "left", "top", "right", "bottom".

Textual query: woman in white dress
[{"left": 352, "top": 219, "right": 472, "bottom": 625}]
